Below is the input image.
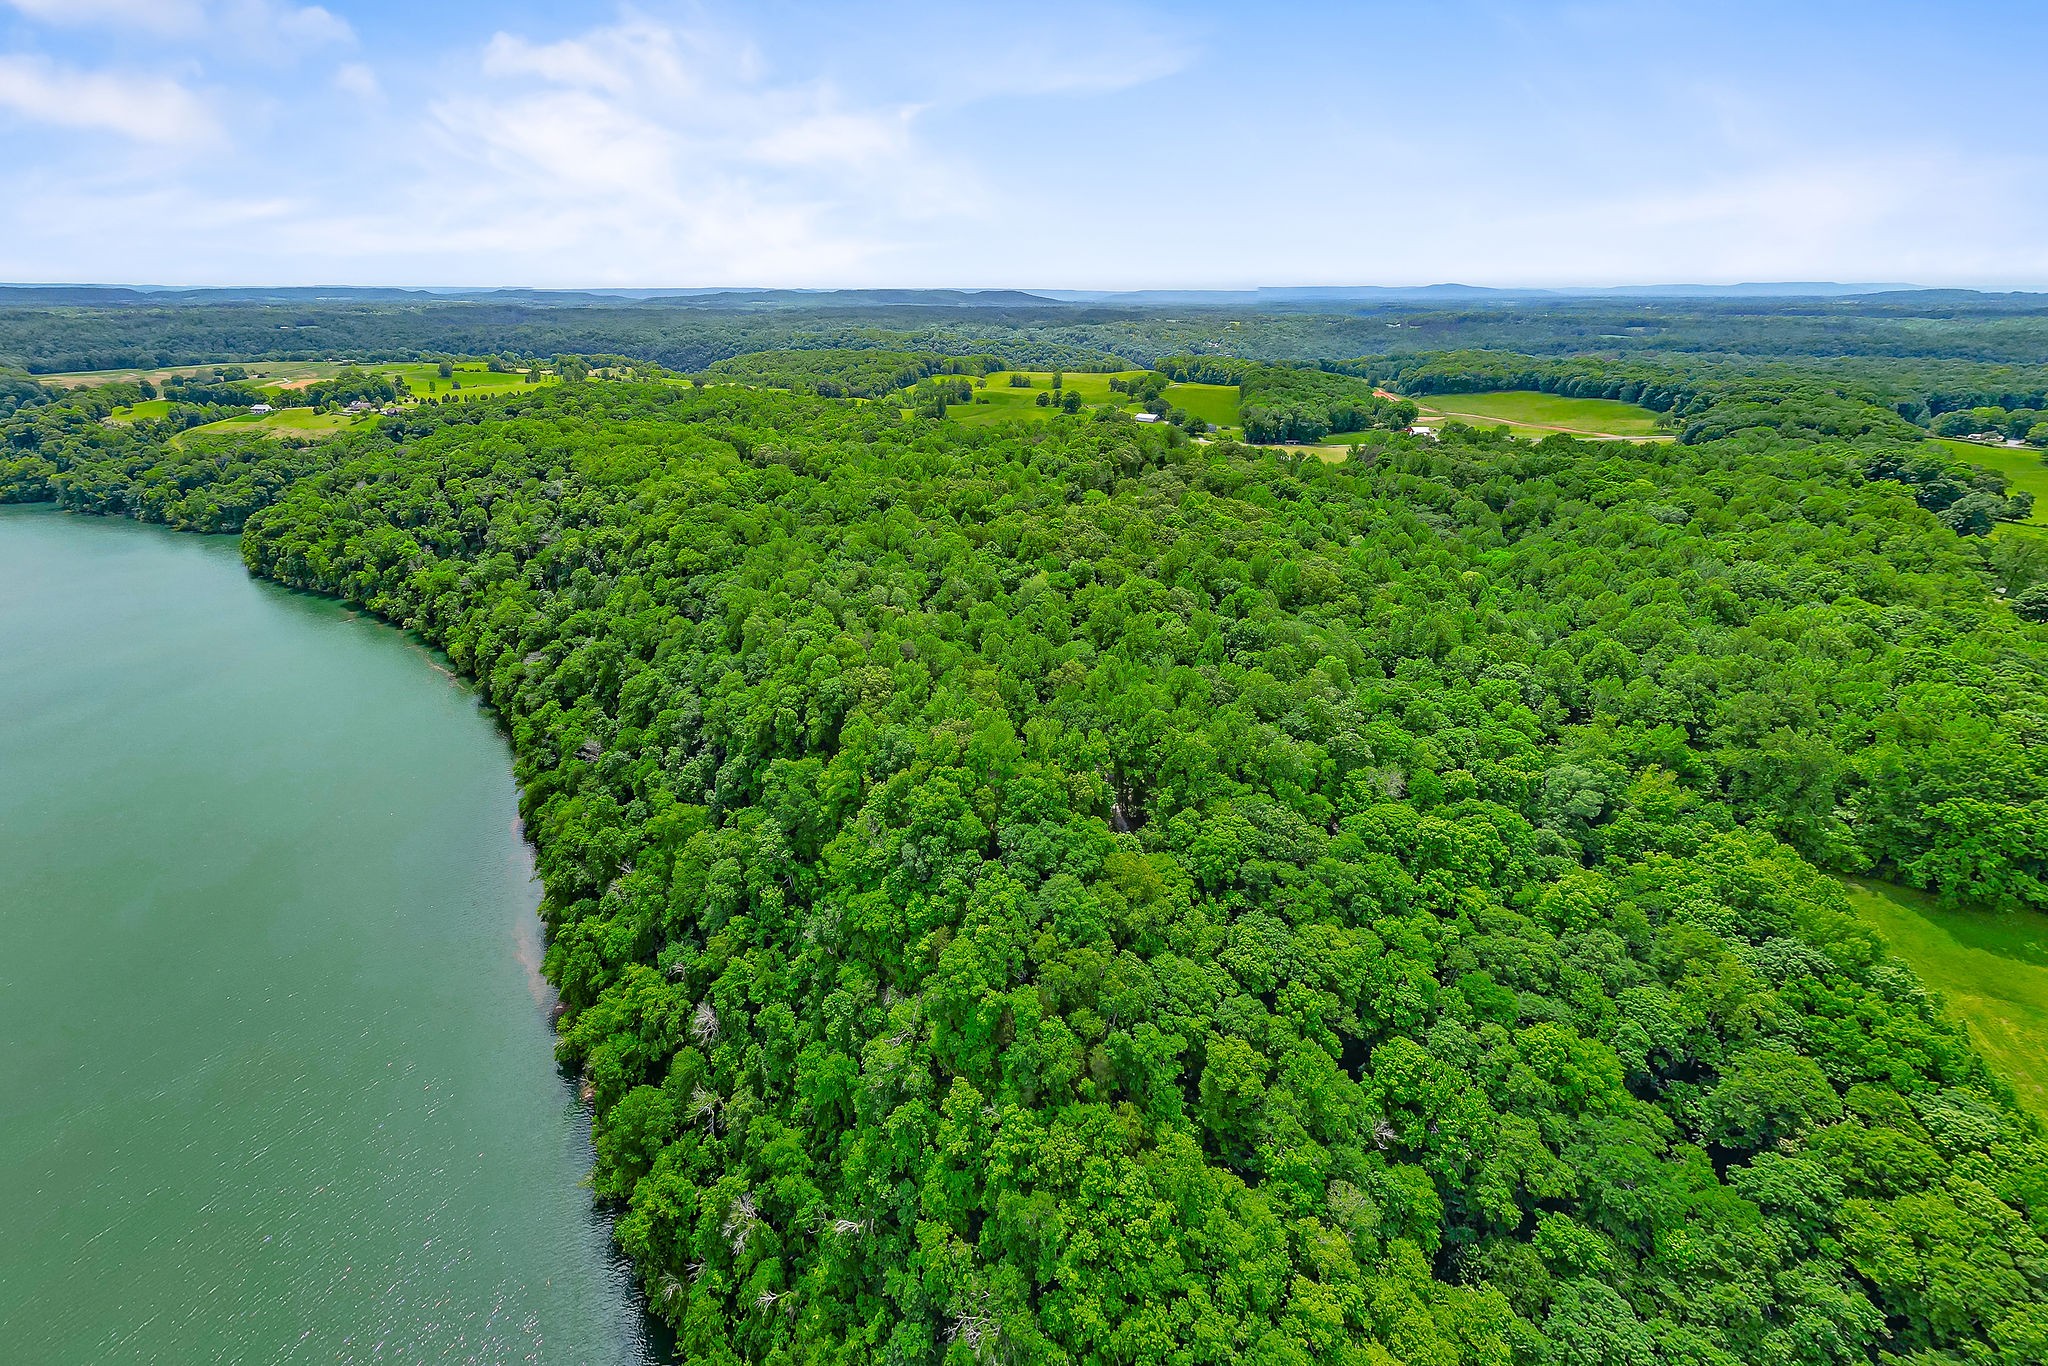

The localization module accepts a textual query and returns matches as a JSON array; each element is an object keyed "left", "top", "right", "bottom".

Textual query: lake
[{"left": 0, "top": 505, "right": 666, "bottom": 1363}]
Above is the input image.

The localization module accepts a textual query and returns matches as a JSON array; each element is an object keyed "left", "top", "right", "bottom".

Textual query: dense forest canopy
[
  {"left": 11, "top": 287, "right": 2048, "bottom": 377},
  {"left": 10, "top": 310, "right": 2048, "bottom": 1363}
]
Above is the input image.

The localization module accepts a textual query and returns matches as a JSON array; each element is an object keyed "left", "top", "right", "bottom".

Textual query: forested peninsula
[{"left": 7, "top": 307, "right": 2048, "bottom": 1364}]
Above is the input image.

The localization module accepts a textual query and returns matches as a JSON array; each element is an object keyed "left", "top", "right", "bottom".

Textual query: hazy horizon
[{"left": 0, "top": 280, "right": 1986, "bottom": 297}]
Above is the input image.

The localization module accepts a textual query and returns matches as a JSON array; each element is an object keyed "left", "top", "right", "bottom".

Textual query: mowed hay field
[
  {"left": 1410, "top": 391, "right": 1668, "bottom": 440},
  {"left": 1841, "top": 876, "right": 2048, "bottom": 1118},
  {"left": 951, "top": 371, "right": 1241, "bottom": 429}
]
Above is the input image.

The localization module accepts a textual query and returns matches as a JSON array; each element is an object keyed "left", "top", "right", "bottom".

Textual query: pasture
[
  {"left": 1841, "top": 876, "right": 2048, "bottom": 1117},
  {"left": 953, "top": 371, "right": 1241, "bottom": 429},
  {"left": 37, "top": 359, "right": 550, "bottom": 404},
  {"left": 106, "top": 398, "right": 174, "bottom": 423},
  {"left": 180, "top": 408, "right": 371, "bottom": 440},
  {"left": 36, "top": 361, "right": 345, "bottom": 389},
  {"left": 1406, "top": 390, "right": 1668, "bottom": 440},
  {"left": 72, "top": 358, "right": 556, "bottom": 438},
  {"left": 1933, "top": 437, "right": 2048, "bottom": 533},
  {"left": 387, "top": 363, "right": 542, "bottom": 400},
  {"left": 1165, "top": 381, "right": 1241, "bottom": 428}
]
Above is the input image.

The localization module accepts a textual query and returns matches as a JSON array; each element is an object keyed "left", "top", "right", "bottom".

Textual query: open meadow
[
  {"left": 87, "top": 360, "right": 557, "bottom": 436},
  {"left": 951, "top": 371, "right": 1242, "bottom": 430},
  {"left": 386, "top": 363, "right": 544, "bottom": 400},
  {"left": 37, "top": 360, "right": 346, "bottom": 389},
  {"left": 180, "top": 408, "right": 372, "bottom": 440},
  {"left": 1934, "top": 436, "right": 2048, "bottom": 535},
  {"left": 1406, "top": 390, "right": 1668, "bottom": 439},
  {"left": 1841, "top": 877, "right": 2048, "bottom": 1117},
  {"left": 106, "top": 398, "right": 174, "bottom": 424}
]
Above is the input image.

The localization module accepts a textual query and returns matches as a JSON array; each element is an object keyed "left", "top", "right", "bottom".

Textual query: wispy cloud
[
  {"left": 332, "top": 61, "right": 381, "bottom": 103},
  {"left": 0, "top": 54, "right": 218, "bottom": 144},
  {"left": 2, "top": 0, "right": 204, "bottom": 32},
  {"left": 2, "top": 0, "right": 351, "bottom": 54},
  {"left": 382, "top": 11, "right": 967, "bottom": 281}
]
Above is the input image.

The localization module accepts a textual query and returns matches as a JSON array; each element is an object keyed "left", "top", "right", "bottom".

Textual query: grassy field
[
  {"left": 107, "top": 398, "right": 174, "bottom": 423},
  {"left": 385, "top": 363, "right": 542, "bottom": 400},
  {"left": 40, "top": 360, "right": 549, "bottom": 404},
  {"left": 1933, "top": 437, "right": 2048, "bottom": 534},
  {"left": 1402, "top": 391, "right": 1668, "bottom": 440},
  {"left": 1166, "top": 381, "right": 1241, "bottom": 428},
  {"left": 88, "top": 360, "right": 555, "bottom": 437},
  {"left": 1841, "top": 876, "right": 2048, "bottom": 1117},
  {"left": 951, "top": 371, "right": 1241, "bottom": 430},
  {"left": 180, "top": 408, "right": 372, "bottom": 440},
  {"left": 39, "top": 361, "right": 348, "bottom": 389}
]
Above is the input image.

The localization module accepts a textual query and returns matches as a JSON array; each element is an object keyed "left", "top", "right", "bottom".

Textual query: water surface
[{"left": 0, "top": 505, "right": 663, "bottom": 1363}]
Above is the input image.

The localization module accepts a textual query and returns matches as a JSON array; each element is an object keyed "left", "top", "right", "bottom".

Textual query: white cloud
[
  {"left": 2, "top": 0, "right": 204, "bottom": 33},
  {"left": 253, "top": 1, "right": 351, "bottom": 50},
  {"left": 799, "top": 1, "right": 1193, "bottom": 103},
  {"left": 0, "top": 54, "right": 218, "bottom": 144},
  {"left": 481, "top": 26, "right": 656, "bottom": 97},
  {"left": 2, "top": 0, "right": 351, "bottom": 52},
  {"left": 333, "top": 61, "right": 381, "bottom": 102},
  {"left": 377, "top": 12, "right": 971, "bottom": 281}
]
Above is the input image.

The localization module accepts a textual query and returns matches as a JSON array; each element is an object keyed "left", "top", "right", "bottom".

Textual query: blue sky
[{"left": 2, "top": 0, "right": 2044, "bottom": 289}]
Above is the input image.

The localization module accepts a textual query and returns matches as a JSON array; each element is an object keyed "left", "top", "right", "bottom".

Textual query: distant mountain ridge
[
  {"left": 12, "top": 281, "right": 2048, "bottom": 312},
  {"left": 1027, "top": 283, "right": 1927, "bottom": 304}
]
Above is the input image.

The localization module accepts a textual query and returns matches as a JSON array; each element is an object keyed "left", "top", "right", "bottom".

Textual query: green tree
[{"left": 1706, "top": 1049, "right": 1843, "bottom": 1151}]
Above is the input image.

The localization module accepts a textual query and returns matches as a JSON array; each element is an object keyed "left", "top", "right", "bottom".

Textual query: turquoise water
[{"left": 0, "top": 505, "right": 665, "bottom": 1363}]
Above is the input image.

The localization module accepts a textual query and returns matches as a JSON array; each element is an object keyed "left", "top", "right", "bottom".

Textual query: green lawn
[
  {"left": 1840, "top": 876, "right": 2048, "bottom": 1117},
  {"left": 386, "top": 363, "right": 545, "bottom": 400},
  {"left": 1410, "top": 391, "right": 1668, "bottom": 440},
  {"left": 953, "top": 371, "right": 1240, "bottom": 430},
  {"left": 1165, "top": 381, "right": 1241, "bottom": 428},
  {"left": 180, "top": 408, "right": 373, "bottom": 441},
  {"left": 1932, "top": 437, "right": 2048, "bottom": 532},
  {"left": 107, "top": 398, "right": 174, "bottom": 423}
]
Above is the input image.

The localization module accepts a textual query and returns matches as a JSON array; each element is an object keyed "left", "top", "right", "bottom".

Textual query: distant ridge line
[{"left": 12, "top": 282, "right": 2048, "bottom": 311}]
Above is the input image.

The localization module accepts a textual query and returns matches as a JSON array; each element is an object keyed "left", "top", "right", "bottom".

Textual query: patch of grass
[
  {"left": 956, "top": 371, "right": 1240, "bottom": 430},
  {"left": 1932, "top": 437, "right": 2048, "bottom": 532},
  {"left": 1165, "top": 381, "right": 1240, "bottom": 428},
  {"left": 952, "top": 372, "right": 1124, "bottom": 425},
  {"left": 1411, "top": 391, "right": 1668, "bottom": 440},
  {"left": 40, "top": 360, "right": 553, "bottom": 404},
  {"left": 41, "top": 361, "right": 346, "bottom": 389},
  {"left": 179, "top": 408, "right": 371, "bottom": 441},
  {"left": 1840, "top": 876, "right": 2048, "bottom": 1117},
  {"left": 387, "top": 363, "right": 544, "bottom": 400},
  {"left": 107, "top": 398, "right": 174, "bottom": 423}
]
